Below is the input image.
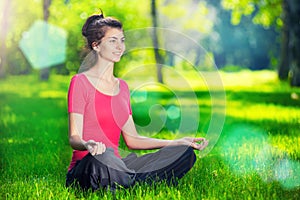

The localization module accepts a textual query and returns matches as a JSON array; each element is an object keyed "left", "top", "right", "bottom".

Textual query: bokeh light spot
[
  {"left": 166, "top": 105, "right": 180, "bottom": 120},
  {"left": 131, "top": 90, "right": 148, "bottom": 103},
  {"left": 19, "top": 20, "right": 67, "bottom": 69},
  {"left": 274, "top": 158, "right": 300, "bottom": 190},
  {"left": 219, "top": 124, "right": 268, "bottom": 175}
]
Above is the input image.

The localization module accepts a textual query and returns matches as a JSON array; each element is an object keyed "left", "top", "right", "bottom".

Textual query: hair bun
[
  {"left": 82, "top": 11, "right": 104, "bottom": 37},
  {"left": 98, "top": 14, "right": 104, "bottom": 19}
]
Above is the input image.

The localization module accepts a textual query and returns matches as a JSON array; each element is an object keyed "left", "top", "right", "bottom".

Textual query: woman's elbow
[
  {"left": 68, "top": 135, "right": 81, "bottom": 149},
  {"left": 125, "top": 141, "right": 137, "bottom": 150},
  {"left": 69, "top": 138, "right": 76, "bottom": 149},
  {"left": 124, "top": 138, "right": 140, "bottom": 150}
]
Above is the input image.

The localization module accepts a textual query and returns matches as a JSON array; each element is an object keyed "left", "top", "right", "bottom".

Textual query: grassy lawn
[{"left": 0, "top": 70, "right": 299, "bottom": 199}]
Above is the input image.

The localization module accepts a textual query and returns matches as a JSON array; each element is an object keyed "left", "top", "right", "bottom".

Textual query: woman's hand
[
  {"left": 177, "top": 137, "right": 209, "bottom": 150},
  {"left": 84, "top": 140, "right": 106, "bottom": 156}
]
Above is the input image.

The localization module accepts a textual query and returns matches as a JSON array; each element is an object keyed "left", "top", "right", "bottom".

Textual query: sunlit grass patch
[
  {"left": 226, "top": 101, "right": 300, "bottom": 122},
  {"left": 0, "top": 74, "right": 70, "bottom": 98},
  {"left": 220, "top": 70, "right": 278, "bottom": 89}
]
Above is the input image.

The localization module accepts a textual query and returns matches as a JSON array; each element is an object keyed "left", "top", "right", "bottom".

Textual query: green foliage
[
  {"left": 160, "top": 0, "right": 214, "bottom": 34},
  {"left": 221, "top": 0, "right": 283, "bottom": 28},
  {"left": 222, "top": 0, "right": 255, "bottom": 25},
  {"left": 1, "top": 0, "right": 283, "bottom": 76},
  {"left": 0, "top": 0, "right": 43, "bottom": 48},
  {"left": 0, "top": 0, "right": 43, "bottom": 74},
  {"left": 0, "top": 71, "right": 300, "bottom": 199}
]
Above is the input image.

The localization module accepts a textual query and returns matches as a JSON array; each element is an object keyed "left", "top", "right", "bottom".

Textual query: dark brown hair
[{"left": 82, "top": 11, "right": 123, "bottom": 50}]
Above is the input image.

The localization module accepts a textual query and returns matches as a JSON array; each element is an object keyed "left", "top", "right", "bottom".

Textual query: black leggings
[{"left": 66, "top": 145, "right": 196, "bottom": 191}]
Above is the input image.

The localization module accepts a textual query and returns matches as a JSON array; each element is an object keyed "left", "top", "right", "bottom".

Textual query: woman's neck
[{"left": 86, "top": 57, "right": 115, "bottom": 81}]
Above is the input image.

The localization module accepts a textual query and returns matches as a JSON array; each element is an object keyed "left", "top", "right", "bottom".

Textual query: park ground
[{"left": 0, "top": 70, "right": 299, "bottom": 199}]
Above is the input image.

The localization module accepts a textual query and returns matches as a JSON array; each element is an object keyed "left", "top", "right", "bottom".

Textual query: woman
[{"left": 66, "top": 12, "right": 209, "bottom": 191}]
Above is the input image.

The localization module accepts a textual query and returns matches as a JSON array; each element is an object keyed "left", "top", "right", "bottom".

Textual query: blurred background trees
[
  {"left": 0, "top": 0, "right": 299, "bottom": 86},
  {"left": 221, "top": 0, "right": 300, "bottom": 86}
]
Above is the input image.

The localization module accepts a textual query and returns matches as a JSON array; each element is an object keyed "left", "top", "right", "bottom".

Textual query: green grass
[{"left": 0, "top": 70, "right": 300, "bottom": 199}]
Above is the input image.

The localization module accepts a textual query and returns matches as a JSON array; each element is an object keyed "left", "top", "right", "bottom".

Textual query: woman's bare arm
[
  {"left": 68, "top": 113, "right": 106, "bottom": 155},
  {"left": 121, "top": 115, "right": 208, "bottom": 150}
]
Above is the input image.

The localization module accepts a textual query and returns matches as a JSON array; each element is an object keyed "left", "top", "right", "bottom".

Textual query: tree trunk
[
  {"left": 0, "top": 0, "right": 11, "bottom": 78},
  {"left": 40, "top": 0, "right": 52, "bottom": 81},
  {"left": 278, "top": 0, "right": 290, "bottom": 80},
  {"left": 288, "top": 0, "right": 300, "bottom": 86},
  {"left": 151, "top": 0, "right": 164, "bottom": 83}
]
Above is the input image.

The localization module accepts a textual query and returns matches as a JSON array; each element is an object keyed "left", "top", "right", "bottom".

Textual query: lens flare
[
  {"left": 220, "top": 124, "right": 300, "bottom": 189},
  {"left": 131, "top": 90, "right": 148, "bottom": 103},
  {"left": 219, "top": 124, "right": 268, "bottom": 175},
  {"left": 19, "top": 20, "right": 67, "bottom": 69},
  {"left": 274, "top": 157, "right": 300, "bottom": 189},
  {"left": 167, "top": 105, "right": 180, "bottom": 120}
]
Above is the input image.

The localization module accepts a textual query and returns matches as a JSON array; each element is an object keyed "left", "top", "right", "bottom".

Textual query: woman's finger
[
  {"left": 95, "top": 142, "right": 106, "bottom": 155},
  {"left": 199, "top": 140, "right": 209, "bottom": 150},
  {"left": 190, "top": 142, "right": 198, "bottom": 149},
  {"left": 102, "top": 143, "right": 106, "bottom": 153},
  {"left": 97, "top": 142, "right": 102, "bottom": 155},
  {"left": 192, "top": 137, "right": 206, "bottom": 143},
  {"left": 91, "top": 144, "right": 98, "bottom": 156},
  {"left": 191, "top": 138, "right": 209, "bottom": 150},
  {"left": 86, "top": 145, "right": 93, "bottom": 153}
]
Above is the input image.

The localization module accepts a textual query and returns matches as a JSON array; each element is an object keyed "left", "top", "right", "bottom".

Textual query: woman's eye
[{"left": 109, "top": 39, "right": 116, "bottom": 43}]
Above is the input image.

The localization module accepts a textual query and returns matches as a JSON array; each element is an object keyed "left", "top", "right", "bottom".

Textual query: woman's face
[{"left": 98, "top": 28, "right": 125, "bottom": 63}]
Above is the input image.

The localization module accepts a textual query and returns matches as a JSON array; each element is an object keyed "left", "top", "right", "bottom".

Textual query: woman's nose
[
  {"left": 116, "top": 42, "right": 122, "bottom": 50},
  {"left": 116, "top": 40, "right": 124, "bottom": 50}
]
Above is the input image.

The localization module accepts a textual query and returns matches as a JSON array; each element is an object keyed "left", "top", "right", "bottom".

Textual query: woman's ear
[{"left": 92, "top": 42, "right": 100, "bottom": 52}]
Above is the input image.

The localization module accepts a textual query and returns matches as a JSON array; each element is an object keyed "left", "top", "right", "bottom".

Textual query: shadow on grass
[{"left": 227, "top": 90, "right": 300, "bottom": 107}]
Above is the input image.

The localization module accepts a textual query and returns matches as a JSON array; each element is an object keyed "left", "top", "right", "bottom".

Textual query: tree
[
  {"left": 151, "top": 0, "right": 164, "bottom": 83},
  {"left": 278, "top": 0, "right": 300, "bottom": 86},
  {"left": 278, "top": 0, "right": 291, "bottom": 80},
  {"left": 39, "top": 0, "right": 52, "bottom": 81},
  {"left": 283, "top": 0, "right": 300, "bottom": 86},
  {"left": 221, "top": 0, "right": 300, "bottom": 86}
]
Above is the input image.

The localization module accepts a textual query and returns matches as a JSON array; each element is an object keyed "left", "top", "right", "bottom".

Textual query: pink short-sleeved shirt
[{"left": 67, "top": 73, "right": 132, "bottom": 171}]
